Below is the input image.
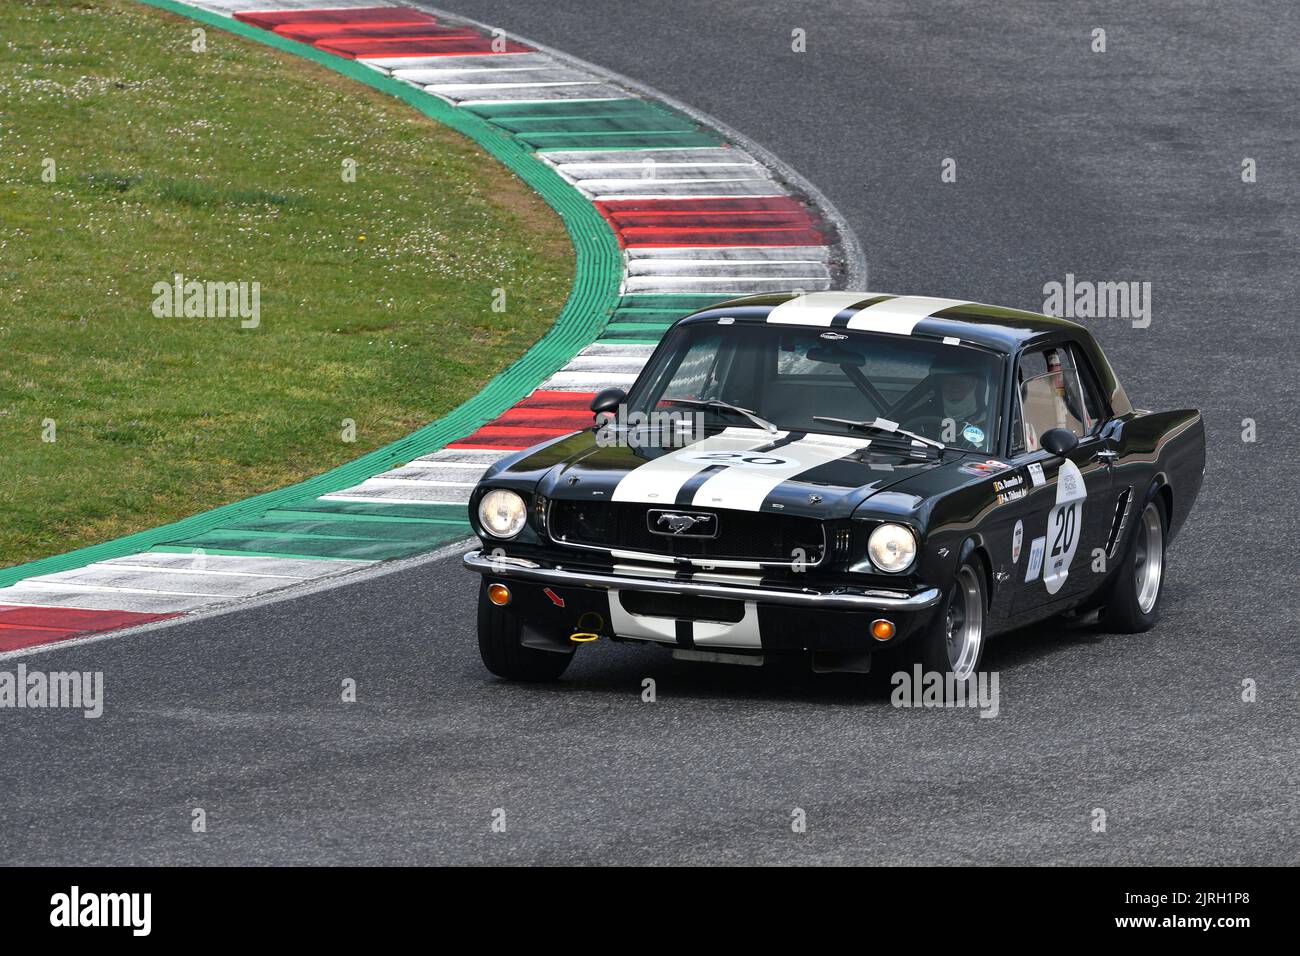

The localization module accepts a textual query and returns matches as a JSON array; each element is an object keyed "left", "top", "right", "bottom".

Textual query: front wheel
[
  {"left": 477, "top": 581, "right": 573, "bottom": 681},
  {"left": 1101, "top": 498, "right": 1166, "bottom": 633},
  {"left": 897, "top": 558, "right": 987, "bottom": 690}
]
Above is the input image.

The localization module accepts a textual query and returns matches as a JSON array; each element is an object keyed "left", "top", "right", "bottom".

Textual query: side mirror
[
  {"left": 590, "top": 387, "right": 626, "bottom": 418},
  {"left": 1039, "top": 427, "right": 1079, "bottom": 458}
]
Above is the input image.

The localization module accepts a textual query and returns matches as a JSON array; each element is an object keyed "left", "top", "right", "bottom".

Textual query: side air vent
[{"left": 1105, "top": 487, "right": 1133, "bottom": 558}]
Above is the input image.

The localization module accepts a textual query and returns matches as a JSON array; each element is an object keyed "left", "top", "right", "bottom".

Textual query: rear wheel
[
  {"left": 1101, "top": 498, "right": 1165, "bottom": 633},
  {"left": 477, "top": 581, "right": 573, "bottom": 681}
]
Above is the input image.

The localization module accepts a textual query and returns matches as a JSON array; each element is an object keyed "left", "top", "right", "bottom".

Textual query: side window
[
  {"left": 658, "top": 333, "right": 728, "bottom": 403},
  {"left": 1016, "top": 344, "right": 1098, "bottom": 451},
  {"left": 1071, "top": 344, "right": 1107, "bottom": 427}
]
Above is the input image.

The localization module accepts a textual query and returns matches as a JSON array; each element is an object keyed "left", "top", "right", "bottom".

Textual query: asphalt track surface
[{"left": 4, "top": 1, "right": 1297, "bottom": 865}]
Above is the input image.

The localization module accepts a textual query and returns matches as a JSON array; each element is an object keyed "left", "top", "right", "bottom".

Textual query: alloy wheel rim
[
  {"left": 945, "top": 566, "right": 984, "bottom": 679},
  {"left": 1134, "top": 503, "right": 1164, "bottom": 614}
]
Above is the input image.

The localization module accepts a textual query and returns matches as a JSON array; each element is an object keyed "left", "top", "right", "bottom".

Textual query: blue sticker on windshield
[{"left": 962, "top": 424, "right": 985, "bottom": 445}]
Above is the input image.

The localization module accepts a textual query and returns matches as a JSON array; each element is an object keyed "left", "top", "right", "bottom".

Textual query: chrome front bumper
[{"left": 462, "top": 550, "right": 943, "bottom": 612}]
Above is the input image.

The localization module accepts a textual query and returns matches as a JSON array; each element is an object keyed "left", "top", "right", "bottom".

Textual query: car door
[{"left": 1009, "top": 341, "right": 1114, "bottom": 612}]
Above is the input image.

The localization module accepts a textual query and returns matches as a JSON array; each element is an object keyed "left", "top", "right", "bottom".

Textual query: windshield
[{"left": 628, "top": 322, "right": 1005, "bottom": 453}]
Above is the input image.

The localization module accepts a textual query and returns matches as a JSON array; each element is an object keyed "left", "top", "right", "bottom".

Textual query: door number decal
[{"left": 1043, "top": 459, "right": 1086, "bottom": 595}]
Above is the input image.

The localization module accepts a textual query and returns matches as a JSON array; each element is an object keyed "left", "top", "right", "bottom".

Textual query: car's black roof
[{"left": 674, "top": 292, "right": 1089, "bottom": 354}]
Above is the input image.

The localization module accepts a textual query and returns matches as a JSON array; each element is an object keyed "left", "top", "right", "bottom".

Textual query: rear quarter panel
[{"left": 1112, "top": 409, "right": 1205, "bottom": 542}]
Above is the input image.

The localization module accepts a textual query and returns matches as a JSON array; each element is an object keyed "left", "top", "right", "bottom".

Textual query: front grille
[{"left": 549, "top": 500, "right": 825, "bottom": 565}]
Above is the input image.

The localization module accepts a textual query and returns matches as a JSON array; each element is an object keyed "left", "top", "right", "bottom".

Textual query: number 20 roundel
[{"left": 1043, "top": 459, "right": 1086, "bottom": 595}]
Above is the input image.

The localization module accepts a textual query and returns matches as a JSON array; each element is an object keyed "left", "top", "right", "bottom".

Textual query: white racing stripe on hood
[
  {"left": 610, "top": 427, "right": 789, "bottom": 504},
  {"left": 690, "top": 433, "right": 871, "bottom": 511},
  {"left": 845, "top": 296, "right": 968, "bottom": 336},
  {"left": 766, "top": 291, "right": 875, "bottom": 326}
]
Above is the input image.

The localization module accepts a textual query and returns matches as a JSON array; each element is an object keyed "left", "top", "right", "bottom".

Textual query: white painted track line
[
  {"left": 623, "top": 275, "right": 832, "bottom": 294},
  {"left": 191, "top": 0, "right": 393, "bottom": 11},
  {"left": 31, "top": 567, "right": 303, "bottom": 598},
  {"left": 318, "top": 482, "right": 476, "bottom": 504},
  {"left": 94, "top": 552, "right": 374, "bottom": 576},
  {"left": 627, "top": 245, "right": 832, "bottom": 262},
  {"left": 0, "top": 585, "right": 222, "bottom": 614}
]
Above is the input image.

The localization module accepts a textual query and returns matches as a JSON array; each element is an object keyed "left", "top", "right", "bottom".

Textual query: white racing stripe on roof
[
  {"left": 765, "top": 291, "right": 877, "bottom": 326},
  {"left": 845, "top": 296, "right": 969, "bottom": 336}
]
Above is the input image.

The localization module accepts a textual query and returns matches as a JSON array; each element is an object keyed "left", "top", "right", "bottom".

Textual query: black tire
[
  {"left": 903, "top": 557, "right": 988, "bottom": 691},
  {"left": 476, "top": 581, "right": 573, "bottom": 681},
  {"left": 1101, "top": 495, "right": 1166, "bottom": 633}
]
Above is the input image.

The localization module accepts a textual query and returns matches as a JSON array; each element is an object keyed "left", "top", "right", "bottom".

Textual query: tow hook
[{"left": 569, "top": 632, "right": 599, "bottom": 643}]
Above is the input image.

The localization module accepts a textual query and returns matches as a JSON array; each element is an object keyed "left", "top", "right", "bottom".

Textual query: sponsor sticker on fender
[{"left": 1025, "top": 536, "right": 1046, "bottom": 582}]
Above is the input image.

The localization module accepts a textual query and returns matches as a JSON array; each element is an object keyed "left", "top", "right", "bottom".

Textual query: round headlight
[
  {"left": 478, "top": 489, "right": 528, "bottom": 539},
  {"left": 867, "top": 523, "right": 917, "bottom": 573}
]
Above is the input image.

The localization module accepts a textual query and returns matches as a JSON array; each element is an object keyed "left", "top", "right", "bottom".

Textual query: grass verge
[{"left": 0, "top": 0, "right": 573, "bottom": 567}]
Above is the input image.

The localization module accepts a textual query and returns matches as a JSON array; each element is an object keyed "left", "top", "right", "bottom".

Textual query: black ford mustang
[{"left": 463, "top": 292, "right": 1204, "bottom": 687}]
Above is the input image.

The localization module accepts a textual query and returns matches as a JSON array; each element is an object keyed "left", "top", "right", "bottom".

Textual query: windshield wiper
[
  {"left": 663, "top": 398, "right": 779, "bottom": 434},
  {"left": 813, "top": 416, "right": 945, "bottom": 454}
]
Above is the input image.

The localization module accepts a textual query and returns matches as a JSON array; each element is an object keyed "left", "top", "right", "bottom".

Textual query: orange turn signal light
[
  {"left": 487, "top": 583, "right": 511, "bottom": 606},
  {"left": 870, "top": 619, "right": 895, "bottom": 641}
]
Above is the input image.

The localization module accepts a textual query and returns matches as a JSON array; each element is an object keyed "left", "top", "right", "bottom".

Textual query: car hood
[{"left": 492, "top": 426, "right": 973, "bottom": 521}]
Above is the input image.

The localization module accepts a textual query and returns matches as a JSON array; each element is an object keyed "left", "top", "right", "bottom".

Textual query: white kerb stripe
[
  {"left": 845, "top": 297, "right": 969, "bottom": 336},
  {"left": 766, "top": 291, "right": 875, "bottom": 326}
]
